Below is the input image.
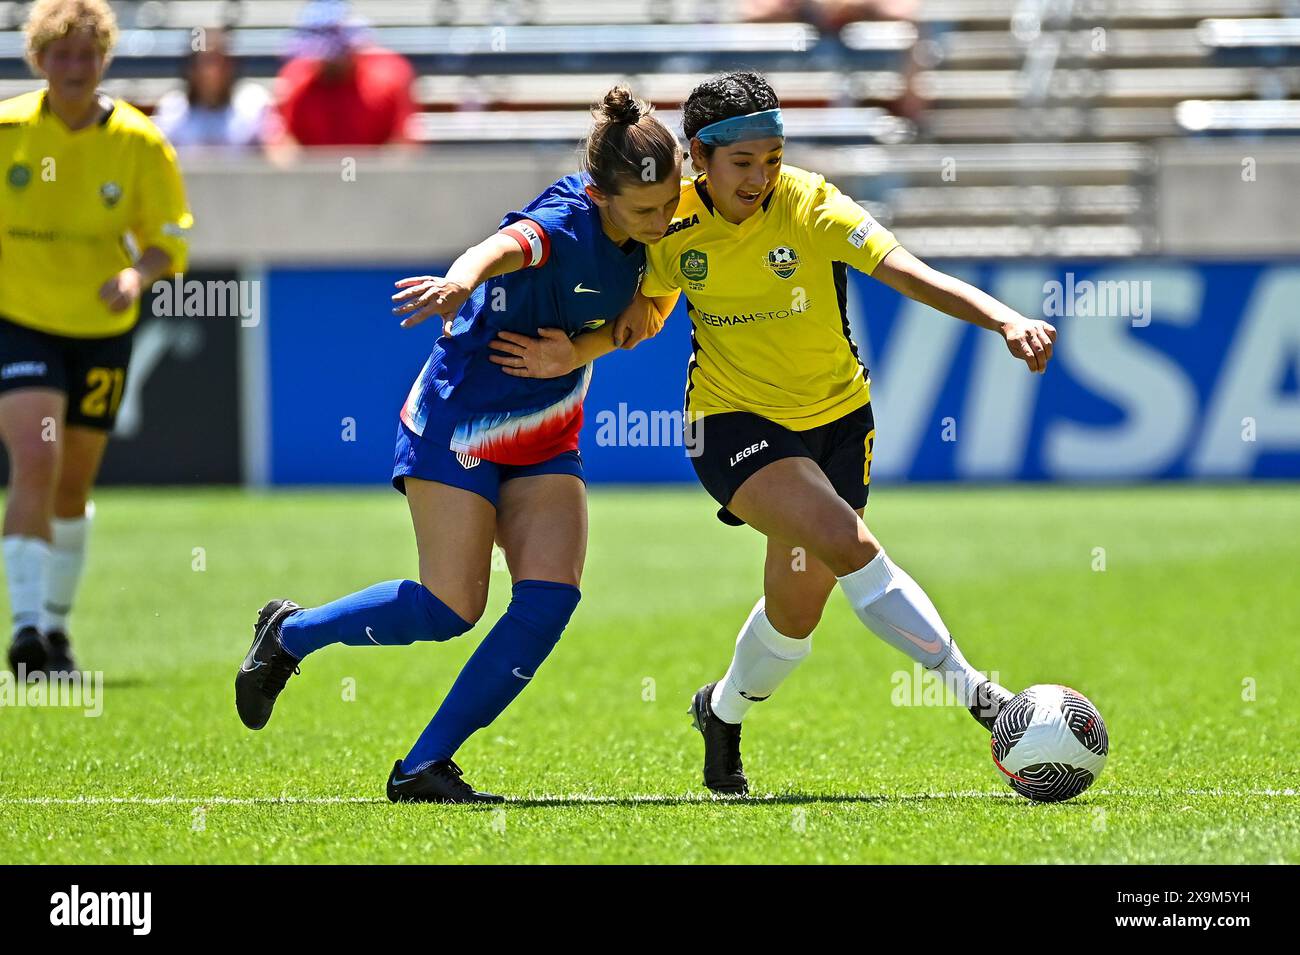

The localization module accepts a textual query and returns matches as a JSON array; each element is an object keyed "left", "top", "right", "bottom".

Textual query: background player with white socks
[
  {"left": 3, "top": 503, "right": 93, "bottom": 674},
  {"left": 1, "top": 0, "right": 192, "bottom": 678}
]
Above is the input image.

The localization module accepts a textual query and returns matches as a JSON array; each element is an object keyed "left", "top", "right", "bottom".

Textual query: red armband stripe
[{"left": 501, "top": 220, "right": 549, "bottom": 268}]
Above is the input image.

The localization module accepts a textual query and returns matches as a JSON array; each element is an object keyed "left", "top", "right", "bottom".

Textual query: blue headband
[{"left": 694, "top": 108, "right": 785, "bottom": 146}]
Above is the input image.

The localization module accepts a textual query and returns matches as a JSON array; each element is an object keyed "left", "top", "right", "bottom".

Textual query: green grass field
[{"left": 1, "top": 484, "right": 1297, "bottom": 864}]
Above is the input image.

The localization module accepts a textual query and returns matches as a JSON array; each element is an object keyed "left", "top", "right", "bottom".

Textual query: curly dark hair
[{"left": 681, "top": 71, "right": 781, "bottom": 155}]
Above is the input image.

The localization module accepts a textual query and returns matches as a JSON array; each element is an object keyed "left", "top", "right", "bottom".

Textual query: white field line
[{"left": 0, "top": 788, "right": 1296, "bottom": 806}]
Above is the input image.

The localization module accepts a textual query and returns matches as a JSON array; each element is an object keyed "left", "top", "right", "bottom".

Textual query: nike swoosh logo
[
  {"left": 894, "top": 624, "right": 944, "bottom": 655},
  {"left": 240, "top": 631, "right": 266, "bottom": 671},
  {"left": 573, "top": 284, "right": 600, "bottom": 294},
  {"left": 365, "top": 626, "right": 380, "bottom": 645},
  {"left": 511, "top": 667, "right": 533, "bottom": 681},
  {"left": 391, "top": 776, "right": 416, "bottom": 786}
]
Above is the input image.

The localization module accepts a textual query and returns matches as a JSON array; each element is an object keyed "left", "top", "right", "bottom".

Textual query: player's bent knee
[
  {"left": 416, "top": 576, "right": 488, "bottom": 627},
  {"left": 403, "top": 580, "right": 478, "bottom": 643},
  {"left": 814, "top": 525, "right": 879, "bottom": 577}
]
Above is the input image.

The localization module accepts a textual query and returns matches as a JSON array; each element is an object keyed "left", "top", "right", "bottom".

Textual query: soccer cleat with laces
[
  {"left": 689, "top": 682, "right": 748, "bottom": 796},
  {"left": 386, "top": 759, "right": 505, "bottom": 804},
  {"left": 235, "top": 599, "right": 302, "bottom": 730},
  {"left": 969, "top": 679, "right": 1014, "bottom": 732}
]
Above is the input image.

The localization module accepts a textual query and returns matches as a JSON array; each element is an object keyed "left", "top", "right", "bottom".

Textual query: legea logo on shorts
[
  {"left": 729, "top": 440, "right": 769, "bottom": 467},
  {"left": 1, "top": 361, "right": 47, "bottom": 379}
]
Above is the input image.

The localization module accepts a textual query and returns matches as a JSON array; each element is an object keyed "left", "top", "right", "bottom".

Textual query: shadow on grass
[
  {"left": 98, "top": 676, "right": 152, "bottom": 690},
  {"left": 501, "top": 791, "right": 1045, "bottom": 809}
]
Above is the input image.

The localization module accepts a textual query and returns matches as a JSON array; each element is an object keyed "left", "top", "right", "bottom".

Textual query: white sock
[
  {"left": 43, "top": 501, "right": 94, "bottom": 634},
  {"left": 837, "top": 551, "right": 987, "bottom": 708},
  {"left": 4, "top": 535, "right": 51, "bottom": 634},
  {"left": 710, "top": 598, "right": 811, "bottom": 724}
]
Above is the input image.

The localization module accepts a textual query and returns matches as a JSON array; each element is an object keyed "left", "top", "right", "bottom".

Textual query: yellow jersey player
[
  {"left": 501, "top": 71, "right": 1057, "bottom": 797},
  {"left": 1, "top": 0, "right": 192, "bottom": 678}
]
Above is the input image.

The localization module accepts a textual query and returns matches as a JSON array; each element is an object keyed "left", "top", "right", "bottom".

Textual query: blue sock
[
  {"left": 402, "top": 579, "right": 580, "bottom": 772},
  {"left": 279, "top": 579, "right": 473, "bottom": 659}
]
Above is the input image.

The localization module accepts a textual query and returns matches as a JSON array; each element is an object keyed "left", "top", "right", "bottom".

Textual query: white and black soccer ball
[
  {"left": 991, "top": 684, "right": 1108, "bottom": 802},
  {"left": 768, "top": 246, "right": 796, "bottom": 266}
]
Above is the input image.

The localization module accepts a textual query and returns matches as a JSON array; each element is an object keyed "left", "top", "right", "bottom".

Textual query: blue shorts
[{"left": 391, "top": 418, "right": 584, "bottom": 508}]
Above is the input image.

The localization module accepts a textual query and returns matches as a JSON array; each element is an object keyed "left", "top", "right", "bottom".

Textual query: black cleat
[
  {"left": 386, "top": 759, "right": 505, "bottom": 804},
  {"left": 970, "top": 679, "right": 1014, "bottom": 732},
  {"left": 235, "top": 599, "right": 302, "bottom": 730},
  {"left": 689, "top": 682, "right": 748, "bottom": 796},
  {"left": 7, "top": 627, "right": 47, "bottom": 680},
  {"left": 44, "top": 631, "right": 77, "bottom": 674}
]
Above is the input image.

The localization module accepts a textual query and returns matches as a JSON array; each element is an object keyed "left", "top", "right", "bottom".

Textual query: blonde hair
[{"left": 24, "top": 0, "right": 118, "bottom": 71}]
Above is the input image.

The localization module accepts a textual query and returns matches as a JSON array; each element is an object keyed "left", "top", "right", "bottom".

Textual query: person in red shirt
[{"left": 274, "top": 1, "right": 415, "bottom": 147}]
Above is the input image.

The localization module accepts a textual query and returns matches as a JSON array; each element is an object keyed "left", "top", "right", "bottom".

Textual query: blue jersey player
[{"left": 234, "top": 88, "right": 682, "bottom": 802}]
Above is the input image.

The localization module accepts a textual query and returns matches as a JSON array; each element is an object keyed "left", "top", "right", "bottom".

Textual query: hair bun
[{"left": 599, "top": 86, "right": 643, "bottom": 125}]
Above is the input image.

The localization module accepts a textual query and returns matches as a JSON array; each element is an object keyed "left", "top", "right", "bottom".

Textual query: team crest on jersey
[
  {"left": 100, "top": 181, "right": 122, "bottom": 208},
  {"left": 766, "top": 246, "right": 801, "bottom": 279},
  {"left": 680, "top": 249, "right": 708, "bottom": 283},
  {"left": 6, "top": 163, "right": 30, "bottom": 189}
]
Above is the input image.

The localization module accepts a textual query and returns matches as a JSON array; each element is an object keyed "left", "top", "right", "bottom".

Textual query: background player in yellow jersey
[
  {"left": 501, "top": 71, "right": 1058, "bottom": 797},
  {"left": 0, "top": 0, "right": 191, "bottom": 677}
]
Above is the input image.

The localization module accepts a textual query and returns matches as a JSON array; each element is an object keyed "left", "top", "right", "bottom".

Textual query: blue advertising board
[{"left": 263, "top": 261, "right": 1300, "bottom": 485}]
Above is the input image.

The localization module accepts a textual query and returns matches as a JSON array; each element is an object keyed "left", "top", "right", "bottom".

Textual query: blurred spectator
[
  {"left": 152, "top": 28, "right": 271, "bottom": 150},
  {"left": 741, "top": 0, "right": 918, "bottom": 31},
  {"left": 742, "top": 0, "right": 926, "bottom": 124},
  {"left": 274, "top": 0, "right": 415, "bottom": 147}
]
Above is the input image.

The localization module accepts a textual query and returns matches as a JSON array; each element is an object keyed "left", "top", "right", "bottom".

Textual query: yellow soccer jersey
[
  {"left": 643, "top": 165, "right": 899, "bottom": 430},
  {"left": 0, "top": 89, "right": 192, "bottom": 338}
]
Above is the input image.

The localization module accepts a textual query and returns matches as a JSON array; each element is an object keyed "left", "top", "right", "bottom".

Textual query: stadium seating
[{"left": 0, "top": 0, "right": 1295, "bottom": 256}]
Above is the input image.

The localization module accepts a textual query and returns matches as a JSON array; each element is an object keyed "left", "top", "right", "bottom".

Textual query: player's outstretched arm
[
  {"left": 871, "top": 246, "right": 1057, "bottom": 374},
  {"left": 391, "top": 230, "right": 528, "bottom": 330}
]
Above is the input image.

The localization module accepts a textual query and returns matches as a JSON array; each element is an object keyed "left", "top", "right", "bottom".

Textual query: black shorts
[
  {"left": 688, "top": 402, "right": 876, "bottom": 526},
  {"left": 0, "top": 315, "right": 134, "bottom": 431}
]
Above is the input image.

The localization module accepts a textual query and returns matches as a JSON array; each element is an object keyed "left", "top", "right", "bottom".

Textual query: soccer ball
[
  {"left": 990, "top": 684, "right": 1108, "bottom": 802},
  {"left": 768, "top": 246, "right": 796, "bottom": 266}
]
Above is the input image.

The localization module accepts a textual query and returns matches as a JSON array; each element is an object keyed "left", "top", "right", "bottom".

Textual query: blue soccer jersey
[{"left": 401, "top": 174, "right": 646, "bottom": 465}]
